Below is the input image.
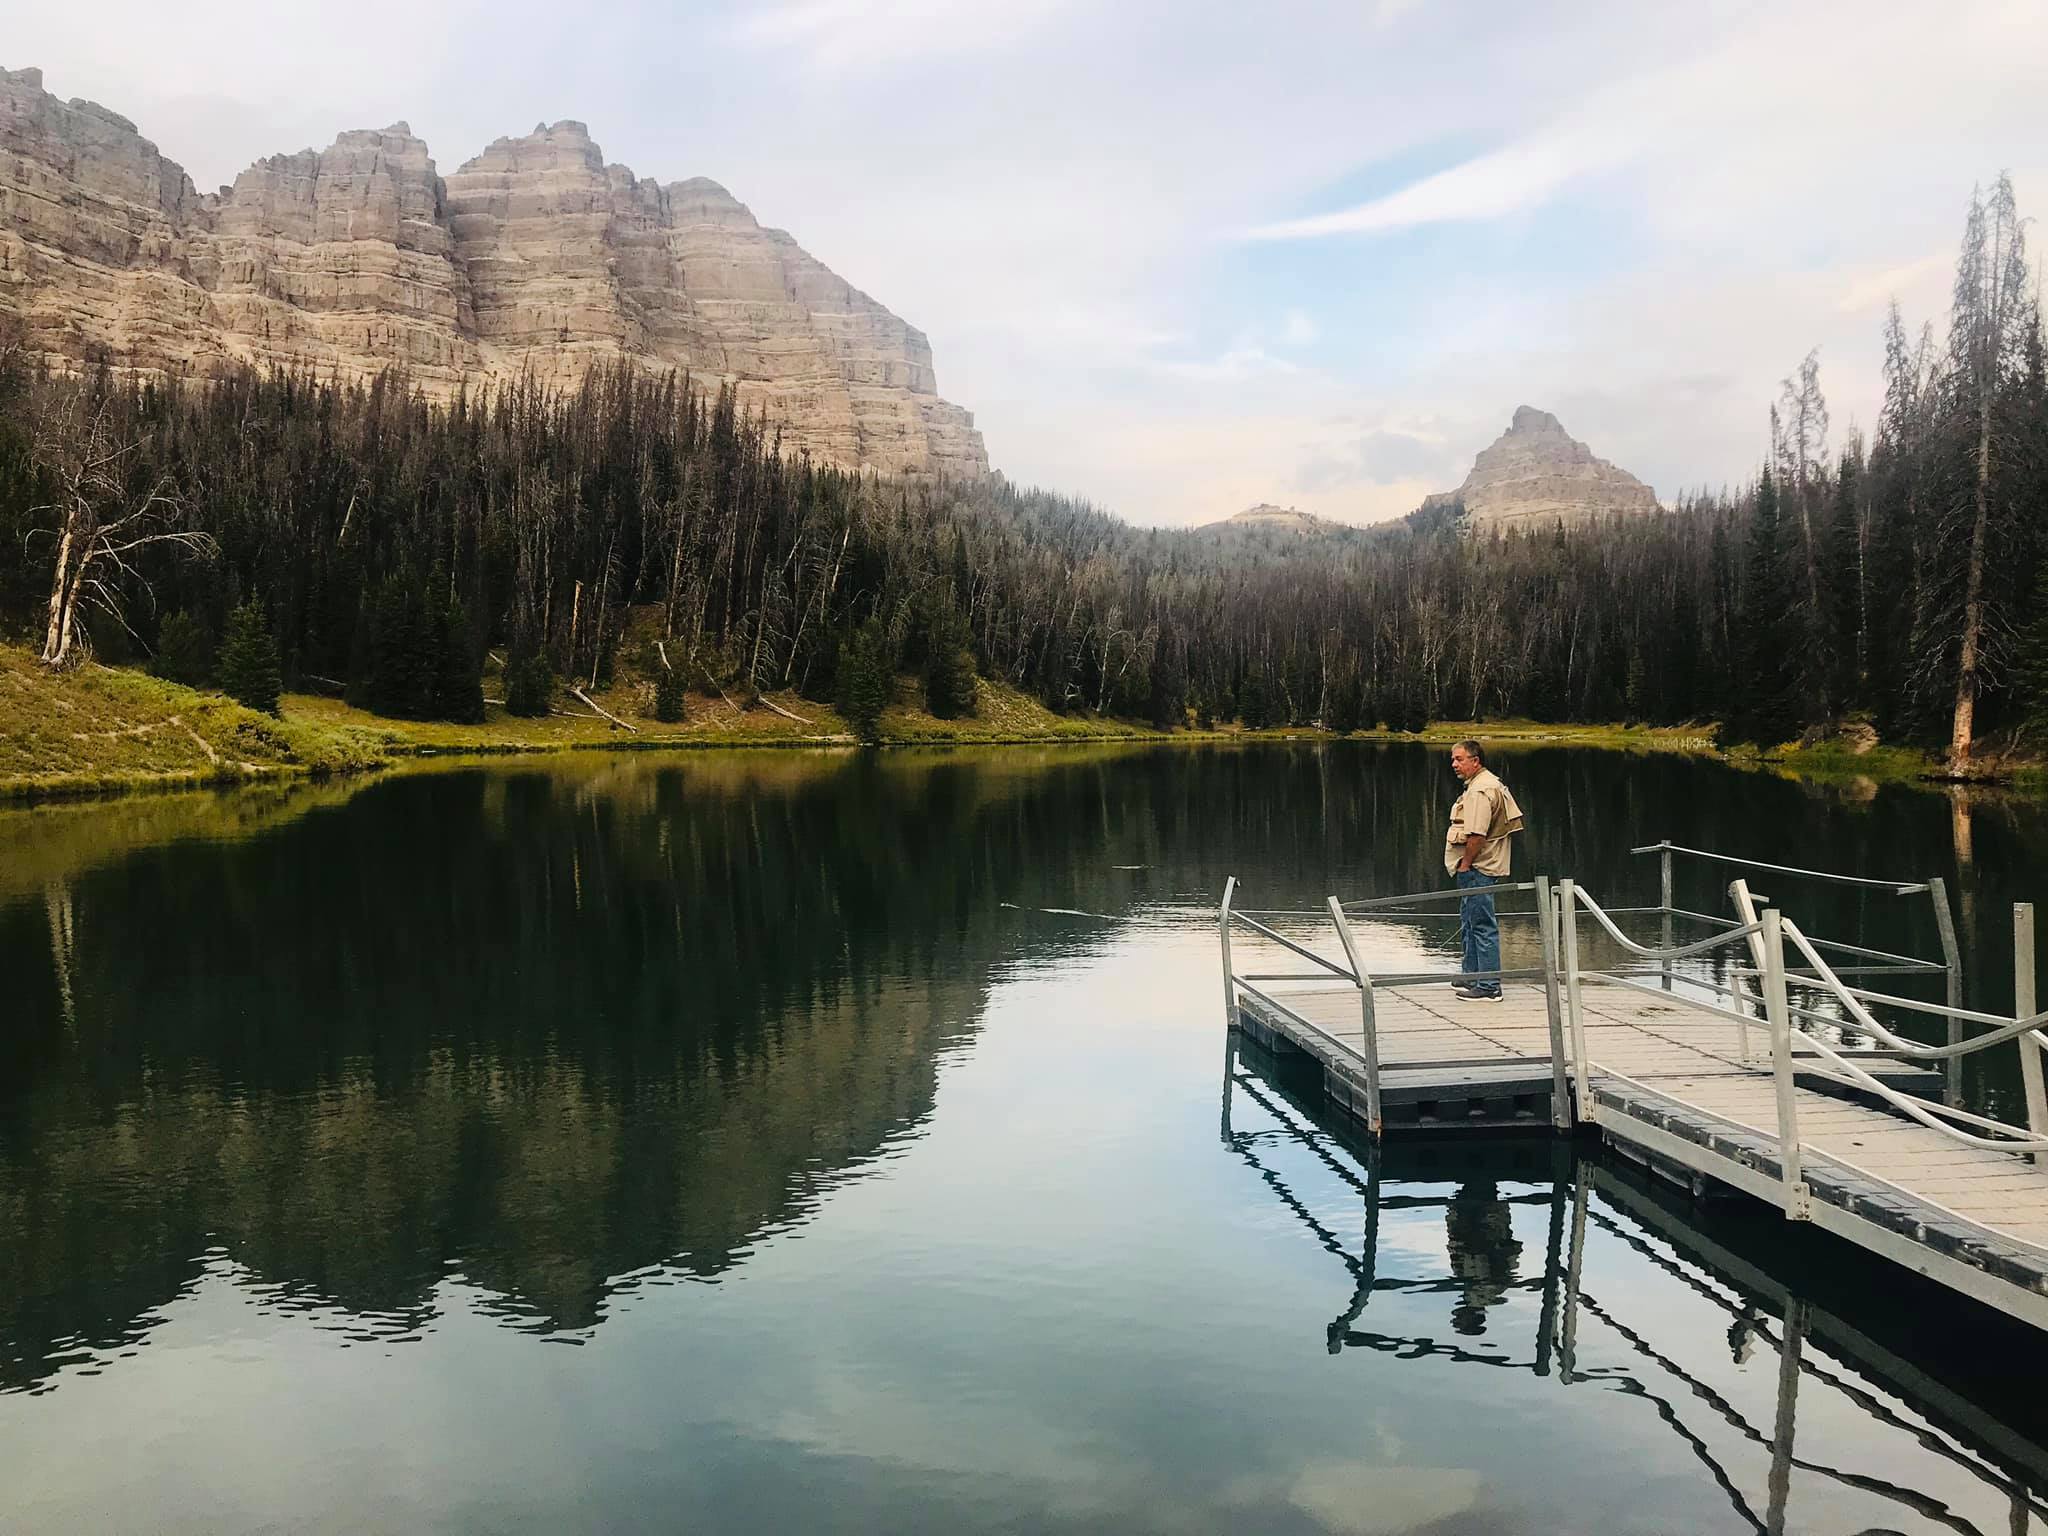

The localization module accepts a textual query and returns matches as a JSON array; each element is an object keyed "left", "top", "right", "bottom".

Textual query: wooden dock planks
[{"left": 1233, "top": 972, "right": 2048, "bottom": 1326}]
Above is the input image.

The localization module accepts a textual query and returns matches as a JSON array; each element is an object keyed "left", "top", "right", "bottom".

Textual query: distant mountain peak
[
  {"left": 1509, "top": 404, "right": 1565, "bottom": 435},
  {"left": 1432, "top": 407, "right": 1659, "bottom": 529},
  {"left": 1204, "top": 503, "right": 1331, "bottom": 533}
]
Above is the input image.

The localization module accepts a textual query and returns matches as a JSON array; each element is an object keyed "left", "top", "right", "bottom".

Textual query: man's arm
[{"left": 1458, "top": 832, "right": 1485, "bottom": 872}]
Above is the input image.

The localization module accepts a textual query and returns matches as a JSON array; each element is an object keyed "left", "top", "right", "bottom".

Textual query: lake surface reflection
[{"left": 3, "top": 742, "right": 2047, "bottom": 1533}]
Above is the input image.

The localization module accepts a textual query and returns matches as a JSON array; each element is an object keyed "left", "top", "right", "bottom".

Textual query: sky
[{"left": 8, "top": 0, "right": 2046, "bottom": 525}]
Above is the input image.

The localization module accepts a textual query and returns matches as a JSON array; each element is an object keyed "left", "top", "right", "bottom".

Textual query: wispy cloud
[
  {"left": 1235, "top": 5, "right": 1979, "bottom": 245},
  {"left": 1242, "top": 137, "right": 1595, "bottom": 241},
  {"left": 1832, "top": 252, "right": 1952, "bottom": 315}
]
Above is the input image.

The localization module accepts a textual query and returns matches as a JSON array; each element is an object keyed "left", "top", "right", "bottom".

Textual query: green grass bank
[{"left": 3, "top": 645, "right": 2032, "bottom": 803}]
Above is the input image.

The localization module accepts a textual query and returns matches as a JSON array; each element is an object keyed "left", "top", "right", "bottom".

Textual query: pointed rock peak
[
  {"left": 4, "top": 66, "right": 44, "bottom": 90},
  {"left": 1435, "top": 405, "right": 1658, "bottom": 529},
  {"left": 382, "top": 121, "right": 412, "bottom": 137}
]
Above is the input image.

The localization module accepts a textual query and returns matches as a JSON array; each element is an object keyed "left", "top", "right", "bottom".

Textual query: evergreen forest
[{"left": 1, "top": 175, "right": 2043, "bottom": 769}]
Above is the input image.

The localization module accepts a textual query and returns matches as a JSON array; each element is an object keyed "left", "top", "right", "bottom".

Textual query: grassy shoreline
[{"left": 2, "top": 644, "right": 2032, "bottom": 803}]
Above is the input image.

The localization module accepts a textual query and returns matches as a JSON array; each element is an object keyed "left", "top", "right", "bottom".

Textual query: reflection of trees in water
[
  {"left": 5, "top": 740, "right": 1515, "bottom": 1390},
  {"left": 1, "top": 751, "right": 1137, "bottom": 1390},
  {"left": 9, "top": 741, "right": 2048, "bottom": 1397}
]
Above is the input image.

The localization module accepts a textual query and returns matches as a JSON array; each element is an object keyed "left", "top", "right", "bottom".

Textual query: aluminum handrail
[
  {"left": 1785, "top": 1027, "right": 2048, "bottom": 1151},
  {"left": 1248, "top": 910, "right": 1550, "bottom": 923},
  {"left": 1341, "top": 881, "right": 1539, "bottom": 912},
  {"left": 1652, "top": 904, "right": 1945, "bottom": 968},
  {"left": 1568, "top": 886, "right": 1766, "bottom": 962},
  {"left": 1631, "top": 841, "right": 1931, "bottom": 895},
  {"left": 1233, "top": 980, "right": 1363, "bottom": 1058},
  {"left": 1226, "top": 909, "right": 1356, "bottom": 981},
  {"left": 1584, "top": 915, "right": 2048, "bottom": 1162},
  {"left": 1665, "top": 905, "right": 1748, "bottom": 928},
  {"left": 1785, "top": 932, "right": 1950, "bottom": 970},
  {"left": 1605, "top": 915, "right": 2047, "bottom": 1064},
  {"left": 1779, "top": 918, "right": 2048, "bottom": 1061},
  {"left": 1359, "top": 967, "right": 1549, "bottom": 986},
  {"left": 1587, "top": 1061, "right": 2048, "bottom": 1255},
  {"left": 1606, "top": 967, "right": 1924, "bottom": 1040},
  {"left": 1591, "top": 970, "right": 1769, "bottom": 1032},
  {"left": 1815, "top": 978, "right": 2047, "bottom": 1032}
]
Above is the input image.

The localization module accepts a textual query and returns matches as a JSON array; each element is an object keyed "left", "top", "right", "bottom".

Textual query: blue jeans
[{"left": 1457, "top": 869, "right": 1500, "bottom": 995}]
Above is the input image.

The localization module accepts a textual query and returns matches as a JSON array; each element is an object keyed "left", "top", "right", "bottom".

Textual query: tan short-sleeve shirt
[{"left": 1445, "top": 768, "right": 1524, "bottom": 877}]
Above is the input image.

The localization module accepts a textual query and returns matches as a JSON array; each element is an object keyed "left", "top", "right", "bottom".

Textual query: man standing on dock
[{"left": 1446, "top": 741, "right": 1524, "bottom": 1002}]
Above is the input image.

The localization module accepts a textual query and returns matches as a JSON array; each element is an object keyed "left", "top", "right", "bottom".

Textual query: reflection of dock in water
[
  {"left": 1225, "top": 1035, "right": 2048, "bottom": 1534},
  {"left": 1220, "top": 842, "right": 2048, "bottom": 1335}
]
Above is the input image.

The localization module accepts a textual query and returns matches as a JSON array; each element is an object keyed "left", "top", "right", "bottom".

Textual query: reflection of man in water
[
  {"left": 1445, "top": 740, "right": 1525, "bottom": 1003},
  {"left": 1446, "top": 1180, "right": 1523, "bottom": 1336}
]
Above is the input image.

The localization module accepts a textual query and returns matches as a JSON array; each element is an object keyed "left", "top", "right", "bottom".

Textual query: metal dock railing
[{"left": 1217, "top": 843, "right": 2048, "bottom": 1332}]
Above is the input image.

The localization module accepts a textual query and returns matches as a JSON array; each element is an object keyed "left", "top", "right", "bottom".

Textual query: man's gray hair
[{"left": 1455, "top": 738, "right": 1485, "bottom": 765}]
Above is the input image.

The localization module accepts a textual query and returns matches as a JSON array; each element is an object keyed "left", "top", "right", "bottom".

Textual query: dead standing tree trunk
[
  {"left": 1944, "top": 174, "right": 2029, "bottom": 772},
  {"left": 31, "top": 394, "right": 215, "bottom": 668}
]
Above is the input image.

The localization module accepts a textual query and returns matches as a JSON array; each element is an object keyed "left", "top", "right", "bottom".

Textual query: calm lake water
[{"left": 4, "top": 742, "right": 2048, "bottom": 1534}]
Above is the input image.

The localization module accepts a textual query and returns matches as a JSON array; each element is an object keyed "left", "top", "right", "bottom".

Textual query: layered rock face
[
  {"left": 1431, "top": 406, "right": 1658, "bottom": 529},
  {"left": 0, "top": 67, "right": 987, "bottom": 478}
]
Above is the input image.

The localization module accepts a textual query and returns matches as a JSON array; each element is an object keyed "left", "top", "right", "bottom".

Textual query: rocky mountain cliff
[
  {"left": 1428, "top": 406, "right": 1658, "bottom": 529},
  {"left": 0, "top": 66, "right": 987, "bottom": 478}
]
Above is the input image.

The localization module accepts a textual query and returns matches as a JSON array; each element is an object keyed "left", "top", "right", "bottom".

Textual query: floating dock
[{"left": 1221, "top": 844, "right": 2048, "bottom": 1330}]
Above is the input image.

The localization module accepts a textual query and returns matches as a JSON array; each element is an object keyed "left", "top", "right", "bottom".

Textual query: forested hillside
[{"left": 1, "top": 177, "right": 2041, "bottom": 768}]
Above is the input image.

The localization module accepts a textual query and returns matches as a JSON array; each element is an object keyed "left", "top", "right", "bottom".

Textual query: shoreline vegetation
[{"left": 5, "top": 644, "right": 2038, "bottom": 805}]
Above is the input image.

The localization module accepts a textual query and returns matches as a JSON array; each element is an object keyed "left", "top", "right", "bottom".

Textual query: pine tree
[
  {"left": 430, "top": 586, "right": 485, "bottom": 724},
  {"left": 1325, "top": 671, "right": 1364, "bottom": 733},
  {"left": 1826, "top": 438, "right": 1869, "bottom": 712},
  {"left": 152, "top": 608, "right": 212, "bottom": 686},
  {"left": 217, "top": 597, "right": 282, "bottom": 716},
  {"left": 1724, "top": 467, "right": 1804, "bottom": 747},
  {"left": 922, "top": 606, "right": 978, "bottom": 719},
  {"left": 1147, "top": 639, "right": 1188, "bottom": 730},
  {"left": 504, "top": 638, "right": 554, "bottom": 718},
  {"left": 836, "top": 618, "right": 891, "bottom": 745},
  {"left": 358, "top": 575, "right": 426, "bottom": 718},
  {"left": 1239, "top": 670, "right": 1273, "bottom": 729},
  {"left": 2018, "top": 557, "right": 2048, "bottom": 741},
  {"left": 654, "top": 665, "right": 686, "bottom": 723}
]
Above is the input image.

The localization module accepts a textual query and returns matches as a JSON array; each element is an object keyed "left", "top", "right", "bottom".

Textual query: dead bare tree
[
  {"left": 1943, "top": 173, "right": 2032, "bottom": 771},
  {"left": 28, "top": 390, "right": 216, "bottom": 668}
]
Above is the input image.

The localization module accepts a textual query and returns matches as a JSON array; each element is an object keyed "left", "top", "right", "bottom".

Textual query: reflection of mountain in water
[
  {"left": 8, "top": 739, "right": 2048, "bottom": 1398},
  {"left": 4, "top": 741, "right": 1491, "bottom": 1390},
  {"left": 0, "top": 754, "right": 1067, "bottom": 1389}
]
